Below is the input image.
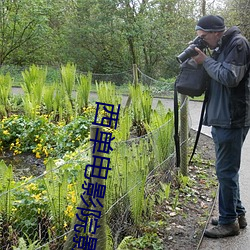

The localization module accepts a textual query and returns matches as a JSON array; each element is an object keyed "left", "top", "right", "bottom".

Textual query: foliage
[
  {"left": 61, "top": 63, "right": 76, "bottom": 102},
  {"left": 12, "top": 177, "right": 49, "bottom": 240},
  {"left": 106, "top": 129, "right": 160, "bottom": 245},
  {"left": 0, "top": 74, "right": 178, "bottom": 248},
  {"left": 0, "top": 161, "right": 14, "bottom": 222},
  {"left": 76, "top": 72, "right": 92, "bottom": 110},
  {"left": 129, "top": 83, "right": 153, "bottom": 134},
  {"left": 43, "top": 85, "right": 56, "bottom": 113},
  {"left": 0, "top": 114, "right": 92, "bottom": 158},
  {"left": 112, "top": 109, "right": 132, "bottom": 141},
  {"left": 220, "top": 0, "right": 250, "bottom": 39},
  {"left": 0, "top": 73, "right": 12, "bottom": 117},
  {"left": 145, "top": 100, "right": 175, "bottom": 164},
  {"left": 96, "top": 81, "right": 122, "bottom": 107},
  {"left": 21, "top": 65, "right": 47, "bottom": 118},
  {"left": 0, "top": 62, "right": 98, "bottom": 137},
  {"left": 0, "top": 149, "right": 90, "bottom": 248},
  {"left": 117, "top": 233, "right": 163, "bottom": 250},
  {"left": 0, "top": 0, "right": 52, "bottom": 65},
  {"left": 43, "top": 159, "right": 69, "bottom": 232},
  {"left": 0, "top": 0, "right": 235, "bottom": 78},
  {"left": 12, "top": 234, "right": 46, "bottom": 250}
]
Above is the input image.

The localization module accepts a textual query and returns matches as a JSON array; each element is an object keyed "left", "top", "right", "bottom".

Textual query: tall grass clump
[
  {"left": 0, "top": 161, "right": 14, "bottom": 223},
  {"left": 145, "top": 100, "right": 174, "bottom": 164},
  {"left": 129, "top": 83, "right": 153, "bottom": 135},
  {"left": 0, "top": 73, "right": 12, "bottom": 117},
  {"left": 76, "top": 72, "right": 92, "bottom": 112},
  {"left": 96, "top": 81, "right": 122, "bottom": 107},
  {"left": 43, "top": 84, "right": 56, "bottom": 114},
  {"left": 60, "top": 63, "right": 76, "bottom": 103},
  {"left": 21, "top": 65, "right": 47, "bottom": 118},
  {"left": 43, "top": 159, "right": 69, "bottom": 234}
]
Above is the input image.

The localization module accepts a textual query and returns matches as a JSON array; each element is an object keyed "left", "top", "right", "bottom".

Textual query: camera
[{"left": 176, "top": 36, "right": 208, "bottom": 64}]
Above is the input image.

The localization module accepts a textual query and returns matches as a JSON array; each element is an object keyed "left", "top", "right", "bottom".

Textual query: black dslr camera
[{"left": 176, "top": 36, "right": 208, "bottom": 63}]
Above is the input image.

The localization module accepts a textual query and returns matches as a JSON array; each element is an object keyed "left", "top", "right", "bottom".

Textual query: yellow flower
[
  {"left": 36, "top": 152, "right": 41, "bottom": 159},
  {"left": 42, "top": 147, "right": 49, "bottom": 157},
  {"left": 64, "top": 205, "right": 74, "bottom": 218},
  {"left": 10, "top": 143, "right": 14, "bottom": 150},
  {"left": 14, "top": 149, "right": 22, "bottom": 155},
  {"left": 26, "top": 183, "right": 37, "bottom": 191},
  {"left": 32, "top": 193, "right": 42, "bottom": 201},
  {"left": 71, "top": 195, "right": 76, "bottom": 204},
  {"left": 3, "top": 130, "right": 9, "bottom": 135}
]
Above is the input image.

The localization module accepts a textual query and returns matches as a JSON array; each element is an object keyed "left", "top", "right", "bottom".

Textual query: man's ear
[{"left": 216, "top": 31, "right": 224, "bottom": 38}]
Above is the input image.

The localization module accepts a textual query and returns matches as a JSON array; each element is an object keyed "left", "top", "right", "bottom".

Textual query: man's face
[{"left": 196, "top": 30, "right": 221, "bottom": 49}]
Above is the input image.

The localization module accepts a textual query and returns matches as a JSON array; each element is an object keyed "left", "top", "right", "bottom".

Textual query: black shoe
[
  {"left": 211, "top": 214, "right": 247, "bottom": 229},
  {"left": 204, "top": 222, "right": 240, "bottom": 238}
]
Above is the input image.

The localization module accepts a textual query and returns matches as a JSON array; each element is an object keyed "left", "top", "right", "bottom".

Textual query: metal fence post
[{"left": 180, "top": 94, "right": 188, "bottom": 176}]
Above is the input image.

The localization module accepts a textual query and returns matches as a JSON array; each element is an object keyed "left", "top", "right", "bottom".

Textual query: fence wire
[{"left": 0, "top": 68, "right": 189, "bottom": 250}]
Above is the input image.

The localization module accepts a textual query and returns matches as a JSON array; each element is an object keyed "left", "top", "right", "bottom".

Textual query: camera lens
[
  {"left": 176, "top": 37, "right": 207, "bottom": 63},
  {"left": 176, "top": 45, "right": 198, "bottom": 63}
]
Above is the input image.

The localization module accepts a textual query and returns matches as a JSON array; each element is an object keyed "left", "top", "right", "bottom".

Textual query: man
[{"left": 192, "top": 15, "right": 250, "bottom": 238}]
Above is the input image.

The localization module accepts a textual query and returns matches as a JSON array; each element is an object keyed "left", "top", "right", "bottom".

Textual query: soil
[
  {"left": 157, "top": 130, "right": 217, "bottom": 250},
  {"left": 118, "top": 129, "right": 217, "bottom": 250},
  {"left": 0, "top": 152, "right": 45, "bottom": 180}
]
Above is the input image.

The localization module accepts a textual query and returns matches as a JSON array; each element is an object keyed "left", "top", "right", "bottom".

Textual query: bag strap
[
  {"left": 188, "top": 91, "right": 208, "bottom": 164},
  {"left": 174, "top": 80, "right": 180, "bottom": 168}
]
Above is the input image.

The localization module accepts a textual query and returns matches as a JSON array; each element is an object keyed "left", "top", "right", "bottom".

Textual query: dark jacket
[{"left": 203, "top": 26, "right": 250, "bottom": 128}]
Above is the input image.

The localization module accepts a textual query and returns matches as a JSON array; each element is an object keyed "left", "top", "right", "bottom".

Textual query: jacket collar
[
  {"left": 212, "top": 26, "right": 241, "bottom": 58},
  {"left": 221, "top": 26, "right": 241, "bottom": 46}
]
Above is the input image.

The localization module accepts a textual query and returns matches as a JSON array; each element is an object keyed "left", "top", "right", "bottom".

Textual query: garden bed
[
  {"left": 117, "top": 130, "right": 217, "bottom": 250},
  {"left": 154, "top": 131, "right": 217, "bottom": 250},
  {"left": 0, "top": 152, "right": 45, "bottom": 180}
]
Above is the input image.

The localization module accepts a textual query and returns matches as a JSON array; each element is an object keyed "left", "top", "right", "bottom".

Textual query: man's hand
[{"left": 192, "top": 47, "right": 207, "bottom": 64}]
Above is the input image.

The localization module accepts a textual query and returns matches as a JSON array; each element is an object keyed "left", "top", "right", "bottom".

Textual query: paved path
[
  {"left": 156, "top": 97, "right": 250, "bottom": 250},
  {"left": 140, "top": 96, "right": 250, "bottom": 250},
  {"left": 159, "top": 97, "right": 250, "bottom": 250}
]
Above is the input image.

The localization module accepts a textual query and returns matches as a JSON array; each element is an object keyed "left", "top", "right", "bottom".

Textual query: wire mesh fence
[
  {"left": 0, "top": 64, "right": 174, "bottom": 96},
  {"left": 0, "top": 66, "right": 189, "bottom": 249}
]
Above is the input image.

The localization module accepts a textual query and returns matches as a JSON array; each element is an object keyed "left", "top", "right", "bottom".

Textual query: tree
[
  {"left": 0, "top": 0, "right": 77, "bottom": 65},
  {"left": 0, "top": 0, "right": 230, "bottom": 79},
  {"left": 65, "top": 0, "right": 200, "bottom": 78},
  {"left": 0, "top": 0, "right": 47, "bottom": 65},
  {"left": 220, "top": 0, "right": 250, "bottom": 39}
]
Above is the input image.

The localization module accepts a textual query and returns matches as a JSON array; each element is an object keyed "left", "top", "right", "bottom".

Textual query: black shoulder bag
[
  {"left": 175, "top": 58, "right": 208, "bottom": 97},
  {"left": 174, "top": 58, "right": 210, "bottom": 168}
]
